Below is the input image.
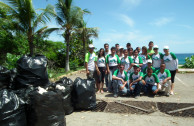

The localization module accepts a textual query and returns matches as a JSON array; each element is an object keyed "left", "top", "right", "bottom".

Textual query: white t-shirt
[
  {"left": 117, "top": 71, "right": 125, "bottom": 85},
  {"left": 139, "top": 54, "right": 147, "bottom": 64},
  {"left": 163, "top": 53, "right": 178, "bottom": 71},
  {"left": 97, "top": 57, "right": 106, "bottom": 67},
  {"left": 85, "top": 52, "right": 97, "bottom": 71},
  {"left": 152, "top": 53, "right": 163, "bottom": 68},
  {"left": 106, "top": 54, "right": 120, "bottom": 67},
  {"left": 105, "top": 50, "right": 111, "bottom": 57},
  {"left": 121, "top": 57, "right": 133, "bottom": 71}
]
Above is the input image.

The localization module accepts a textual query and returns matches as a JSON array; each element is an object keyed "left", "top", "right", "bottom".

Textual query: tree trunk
[
  {"left": 28, "top": 27, "right": 34, "bottom": 56},
  {"left": 83, "top": 36, "right": 86, "bottom": 59},
  {"left": 65, "top": 30, "right": 70, "bottom": 72}
]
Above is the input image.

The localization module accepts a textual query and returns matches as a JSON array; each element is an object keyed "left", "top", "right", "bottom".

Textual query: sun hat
[
  {"left": 89, "top": 44, "right": 95, "bottom": 48},
  {"left": 133, "top": 64, "right": 140, "bottom": 68},
  {"left": 163, "top": 46, "right": 169, "bottom": 50},
  {"left": 147, "top": 59, "right": 152, "bottom": 63},
  {"left": 153, "top": 45, "right": 159, "bottom": 49}
]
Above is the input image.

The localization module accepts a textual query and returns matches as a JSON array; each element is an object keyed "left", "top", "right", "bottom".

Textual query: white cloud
[
  {"left": 119, "top": 14, "right": 135, "bottom": 27},
  {"left": 177, "top": 24, "right": 192, "bottom": 29},
  {"left": 151, "top": 17, "right": 174, "bottom": 26}
]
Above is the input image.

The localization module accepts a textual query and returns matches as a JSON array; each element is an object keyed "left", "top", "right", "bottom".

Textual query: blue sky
[{"left": 3, "top": 0, "right": 194, "bottom": 53}]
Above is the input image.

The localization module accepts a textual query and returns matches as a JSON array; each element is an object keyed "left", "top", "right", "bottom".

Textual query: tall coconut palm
[
  {"left": 76, "top": 21, "right": 98, "bottom": 58},
  {"left": 0, "top": 0, "right": 56, "bottom": 56},
  {"left": 55, "top": 0, "right": 90, "bottom": 71}
]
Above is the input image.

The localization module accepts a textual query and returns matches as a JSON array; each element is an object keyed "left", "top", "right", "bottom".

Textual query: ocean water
[{"left": 175, "top": 53, "right": 194, "bottom": 65}]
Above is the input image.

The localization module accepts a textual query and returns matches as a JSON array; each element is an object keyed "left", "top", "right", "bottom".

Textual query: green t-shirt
[
  {"left": 113, "top": 69, "right": 128, "bottom": 81},
  {"left": 147, "top": 49, "right": 155, "bottom": 55}
]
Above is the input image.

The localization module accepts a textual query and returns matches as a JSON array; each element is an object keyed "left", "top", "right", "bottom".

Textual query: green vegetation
[
  {"left": 183, "top": 55, "right": 194, "bottom": 68},
  {"left": 0, "top": 0, "right": 98, "bottom": 73}
]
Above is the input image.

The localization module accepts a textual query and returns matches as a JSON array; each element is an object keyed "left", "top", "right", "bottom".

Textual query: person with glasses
[{"left": 112, "top": 64, "right": 129, "bottom": 98}]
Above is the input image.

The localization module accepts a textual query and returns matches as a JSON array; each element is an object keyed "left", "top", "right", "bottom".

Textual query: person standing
[
  {"left": 147, "top": 41, "right": 155, "bottom": 56},
  {"left": 112, "top": 64, "right": 129, "bottom": 98},
  {"left": 152, "top": 45, "right": 164, "bottom": 71},
  {"left": 126, "top": 43, "right": 131, "bottom": 49},
  {"left": 155, "top": 64, "right": 171, "bottom": 96},
  {"left": 104, "top": 43, "right": 111, "bottom": 91},
  {"left": 115, "top": 43, "right": 120, "bottom": 52},
  {"left": 119, "top": 46, "right": 124, "bottom": 60},
  {"left": 106, "top": 47, "right": 121, "bottom": 92},
  {"left": 85, "top": 44, "right": 100, "bottom": 80},
  {"left": 139, "top": 46, "right": 151, "bottom": 71},
  {"left": 96, "top": 48, "right": 106, "bottom": 94},
  {"left": 133, "top": 49, "right": 143, "bottom": 68},
  {"left": 136, "top": 47, "right": 141, "bottom": 55},
  {"left": 128, "top": 48, "right": 134, "bottom": 59},
  {"left": 163, "top": 46, "right": 178, "bottom": 95}
]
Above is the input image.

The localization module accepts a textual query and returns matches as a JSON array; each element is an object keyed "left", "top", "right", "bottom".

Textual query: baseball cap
[
  {"left": 89, "top": 44, "right": 94, "bottom": 49},
  {"left": 133, "top": 64, "right": 140, "bottom": 68},
  {"left": 153, "top": 45, "right": 159, "bottom": 49},
  {"left": 147, "top": 59, "right": 152, "bottom": 63},
  {"left": 163, "top": 46, "right": 169, "bottom": 50}
]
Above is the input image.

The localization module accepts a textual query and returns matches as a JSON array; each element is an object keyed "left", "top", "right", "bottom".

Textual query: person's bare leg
[
  {"left": 101, "top": 82, "right": 104, "bottom": 93},
  {"left": 170, "top": 83, "right": 174, "bottom": 95}
]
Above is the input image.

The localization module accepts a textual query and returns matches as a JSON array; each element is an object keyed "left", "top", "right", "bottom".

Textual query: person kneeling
[
  {"left": 129, "top": 64, "right": 144, "bottom": 99},
  {"left": 143, "top": 68, "right": 159, "bottom": 97},
  {"left": 155, "top": 64, "right": 171, "bottom": 96},
  {"left": 112, "top": 64, "right": 129, "bottom": 98}
]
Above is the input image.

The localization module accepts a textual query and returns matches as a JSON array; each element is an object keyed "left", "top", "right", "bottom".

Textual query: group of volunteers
[{"left": 85, "top": 41, "right": 178, "bottom": 98}]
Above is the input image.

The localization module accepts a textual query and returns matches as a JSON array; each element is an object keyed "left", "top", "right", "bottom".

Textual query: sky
[{"left": 2, "top": 0, "right": 194, "bottom": 53}]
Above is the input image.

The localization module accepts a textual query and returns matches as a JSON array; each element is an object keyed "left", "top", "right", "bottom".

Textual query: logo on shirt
[
  {"left": 110, "top": 59, "right": 116, "bottom": 63},
  {"left": 147, "top": 79, "right": 154, "bottom": 83},
  {"left": 153, "top": 57, "right": 159, "bottom": 60},
  {"left": 164, "top": 58, "right": 171, "bottom": 62},
  {"left": 159, "top": 75, "right": 165, "bottom": 80},
  {"left": 99, "top": 59, "right": 105, "bottom": 63}
]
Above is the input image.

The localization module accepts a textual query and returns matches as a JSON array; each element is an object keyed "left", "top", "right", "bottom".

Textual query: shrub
[
  {"left": 183, "top": 55, "right": 194, "bottom": 68},
  {"left": 4, "top": 53, "right": 21, "bottom": 69}
]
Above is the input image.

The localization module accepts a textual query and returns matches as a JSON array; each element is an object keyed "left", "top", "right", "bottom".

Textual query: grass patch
[{"left": 48, "top": 66, "right": 85, "bottom": 81}]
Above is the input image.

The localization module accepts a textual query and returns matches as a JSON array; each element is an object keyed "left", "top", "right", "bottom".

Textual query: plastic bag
[
  {"left": 0, "top": 66, "right": 11, "bottom": 89},
  {"left": 27, "top": 87, "right": 66, "bottom": 126},
  {"left": 55, "top": 77, "right": 74, "bottom": 115},
  {"left": 72, "top": 77, "right": 96, "bottom": 110},
  {"left": 15, "top": 55, "right": 49, "bottom": 89},
  {"left": 0, "top": 89, "right": 27, "bottom": 126}
]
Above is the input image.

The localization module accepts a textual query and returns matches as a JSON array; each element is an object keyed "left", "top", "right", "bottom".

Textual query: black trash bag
[
  {"left": 9, "top": 68, "right": 17, "bottom": 89},
  {"left": 27, "top": 87, "right": 66, "bottom": 126},
  {"left": 55, "top": 77, "right": 74, "bottom": 115},
  {"left": 15, "top": 55, "right": 49, "bottom": 89},
  {"left": 0, "top": 89, "right": 27, "bottom": 126},
  {"left": 72, "top": 77, "right": 96, "bottom": 110},
  {"left": 0, "top": 66, "right": 11, "bottom": 89}
]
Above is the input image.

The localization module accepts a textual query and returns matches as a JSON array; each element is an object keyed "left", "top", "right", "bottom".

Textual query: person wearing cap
[
  {"left": 112, "top": 64, "right": 130, "bottom": 98},
  {"left": 143, "top": 68, "right": 159, "bottom": 96},
  {"left": 155, "top": 64, "right": 171, "bottom": 96},
  {"left": 85, "top": 44, "right": 100, "bottom": 80},
  {"left": 133, "top": 49, "right": 143, "bottom": 68},
  {"left": 152, "top": 45, "right": 164, "bottom": 71},
  {"left": 106, "top": 47, "right": 121, "bottom": 92},
  {"left": 129, "top": 64, "right": 144, "bottom": 99},
  {"left": 119, "top": 46, "right": 124, "bottom": 60},
  {"left": 104, "top": 43, "right": 111, "bottom": 91},
  {"left": 163, "top": 46, "right": 178, "bottom": 95},
  {"left": 143, "top": 59, "right": 156, "bottom": 74},
  {"left": 147, "top": 41, "right": 155, "bottom": 56},
  {"left": 139, "top": 46, "right": 151, "bottom": 72},
  {"left": 126, "top": 43, "right": 131, "bottom": 49}
]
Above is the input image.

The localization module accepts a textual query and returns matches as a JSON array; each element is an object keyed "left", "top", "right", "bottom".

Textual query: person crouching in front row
[
  {"left": 155, "top": 64, "right": 171, "bottom": 97},
  {"left": 142, "top": 68, "right": 159, "bottom": 97},
  {"left": 112, "top": 64, "right": 129, "bottom": 98}
]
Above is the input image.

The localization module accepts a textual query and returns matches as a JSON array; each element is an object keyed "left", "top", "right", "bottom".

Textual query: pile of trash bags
[{"left": 0, "top": 55, "right": 96, "bottom": 126}]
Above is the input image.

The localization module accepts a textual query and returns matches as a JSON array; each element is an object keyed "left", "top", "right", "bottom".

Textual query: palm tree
[
  {"left": 76, "top": 21, "right": 98, "bottom": 58},
  {"left": 0, "top": 0, "right": 56, "bottom": 56},
  {"left": 55, "top": 0, "right": 90, "bottom": 71}
]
